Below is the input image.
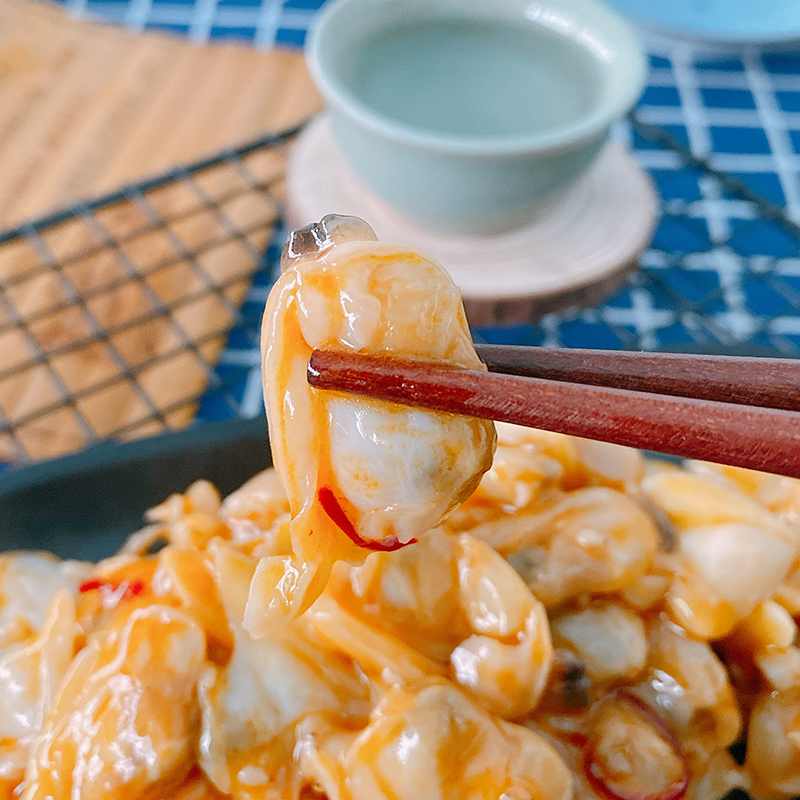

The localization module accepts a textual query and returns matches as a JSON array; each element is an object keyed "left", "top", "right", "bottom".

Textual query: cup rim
[{"left": 306, "top": 0, "right": 647, "bottom": 156}]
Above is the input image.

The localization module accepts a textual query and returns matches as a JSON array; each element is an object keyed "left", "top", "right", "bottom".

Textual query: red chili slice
[
  {"left": 566, "top": 732, "right": 589, "bottom": 749},
  {"left": 79, "top": 577, "right": 146, "bottom": 602},
  {"left": 582, "top": 690, "right": 689, "bottom": 800},
  {"left": 317, "top": 487, "right": 417, "bottom": 552}
]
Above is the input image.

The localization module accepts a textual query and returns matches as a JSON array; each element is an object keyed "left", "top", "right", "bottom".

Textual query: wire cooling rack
[
  {"left": 0, "top": 124, "right": 301, "bottom": 464},
  {"left": 1, "top": 113, "right": 799, "bottom": 464}
]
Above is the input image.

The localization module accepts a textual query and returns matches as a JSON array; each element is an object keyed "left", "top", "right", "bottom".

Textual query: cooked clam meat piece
[
  {"left": 0, "top": 591, "right": 78, "bottom": 797},
  {"left": 642, "top": 470, "right": 800, "bottom": 639},
  {"left": 22, "top": 603, "right": 207, "bottom": 800},
  {"left": 316, "top": 528, "right": 553, "bottom": 718},
  {"left": 251, "top": 214, "right": 496, "bottom": 632},
  {"left": 0, "top": 552, "right": 88, "bottom": 648},
  {"left": 197, "top": 543, "right": 371, "bottom": 798},
  {"left": 298, "top": 681, "right": 573, "bottom": 800},
  {"left": 0, "top": 553, "right": 90, "bottom": 795},
  {"left": 746, "top": 687, "right": 800, "bottom": 799}
]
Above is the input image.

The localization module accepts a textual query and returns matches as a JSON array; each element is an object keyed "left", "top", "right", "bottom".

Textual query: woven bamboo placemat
[
  {"left": 0, "top": 0, "right": 321, "bottom": 461},
  {"left": 0, "top": 0, "right": 320, "bottom": 223}
]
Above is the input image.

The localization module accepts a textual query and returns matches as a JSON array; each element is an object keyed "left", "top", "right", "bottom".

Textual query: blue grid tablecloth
[
  {"left": 59, "top": 0, "right": 318, "bottom": 46},
  {"left": 53, "top": 0, "right": 800, "bottom": 423}
]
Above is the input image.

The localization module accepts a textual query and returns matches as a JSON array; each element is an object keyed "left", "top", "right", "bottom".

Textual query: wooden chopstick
[
  {"left": 308, "top": 349, "right": 800, "bottom": 479},
  {"left": 474, "top": 344, "right": 800, "bottom": 411}
]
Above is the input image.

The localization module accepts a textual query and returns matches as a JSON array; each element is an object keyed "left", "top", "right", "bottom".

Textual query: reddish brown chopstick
[
  {"left": 474, "top": 345, "right": 800, "bottom": 411},
  {"left": 308, "top": 349, "right": 800, "bottom": 479}
]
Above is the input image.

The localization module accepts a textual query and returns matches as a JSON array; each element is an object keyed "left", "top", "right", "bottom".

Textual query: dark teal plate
[{"left": 0, "top": 417, "right": 271, "bottom": 560}]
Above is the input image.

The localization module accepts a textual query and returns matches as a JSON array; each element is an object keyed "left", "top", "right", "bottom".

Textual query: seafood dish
[{"left": 2, "top": 215, "right": 799, "bottom": 800}]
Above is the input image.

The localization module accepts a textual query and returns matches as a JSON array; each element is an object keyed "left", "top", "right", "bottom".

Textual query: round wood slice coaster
[{"left": 286, "top": 115, "right": 659, "bottom": 326}]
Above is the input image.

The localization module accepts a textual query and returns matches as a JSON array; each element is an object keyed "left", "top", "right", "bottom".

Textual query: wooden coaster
[{"left": 287, "top": 115, "right": 659, "bottom": 326}]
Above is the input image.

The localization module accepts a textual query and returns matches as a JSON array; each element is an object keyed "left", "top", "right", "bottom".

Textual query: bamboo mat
[
  {"left": 0, "top": 0, "right": 321, "bottom": 223},
  {"left": 0, "top": 0, "right": 322, "bottom": 461}
]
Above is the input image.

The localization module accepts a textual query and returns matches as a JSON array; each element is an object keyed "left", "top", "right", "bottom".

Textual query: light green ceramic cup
[{"left": 306, "top": 0, "right": 646, "bottom": 235}]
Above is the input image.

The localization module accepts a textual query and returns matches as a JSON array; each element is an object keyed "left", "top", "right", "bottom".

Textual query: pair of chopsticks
[{"left": 307, "top": 345, "right": 800, "bottom": 479}]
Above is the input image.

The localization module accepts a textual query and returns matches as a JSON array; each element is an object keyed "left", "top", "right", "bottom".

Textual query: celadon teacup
[{"left": 306, "top": 0, "right": 646, "bottom": 235}]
